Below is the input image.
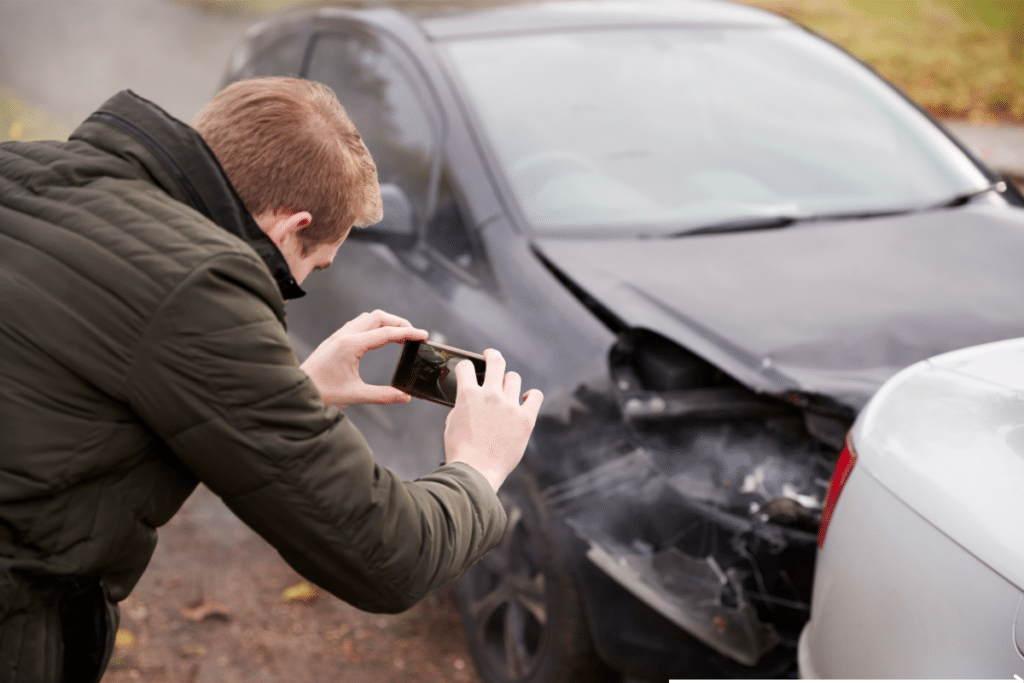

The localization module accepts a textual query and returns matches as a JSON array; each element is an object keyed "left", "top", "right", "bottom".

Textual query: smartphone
[{"left": 391, "top": 339, "right": 487, "bottom": 408}]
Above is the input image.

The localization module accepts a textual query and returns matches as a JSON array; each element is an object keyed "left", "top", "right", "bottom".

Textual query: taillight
[{"left": 817, "top": 433, "right": 858, "bottom": 549}]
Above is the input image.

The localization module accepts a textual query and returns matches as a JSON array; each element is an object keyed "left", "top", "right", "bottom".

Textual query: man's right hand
[{"left": 443, "top": 349, "right": 543, "bottom": 492}]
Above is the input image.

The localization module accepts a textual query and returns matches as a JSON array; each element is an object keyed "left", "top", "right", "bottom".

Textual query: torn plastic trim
[{"left": 584, "top": 542, "right": 779, "bottom": 667}]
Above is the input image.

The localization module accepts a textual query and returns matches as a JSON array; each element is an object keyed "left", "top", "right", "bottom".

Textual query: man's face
[{"left": 280, "top": 234, "right": 347, "bottom": 285}]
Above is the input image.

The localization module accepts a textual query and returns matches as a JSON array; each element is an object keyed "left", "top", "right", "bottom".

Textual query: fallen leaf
[
  {"left": 341, "top": 638, "right": 360, "bottom": 664},
  {"left": 180, "top": 598, "right": 232, "bottom": 622},
  {"left": 178, "top": 643, "right": 207, "bottom": 659},
  {"left": 114, "top": 629, "right": 136, "bottom": 648},
  {"left": 280, "top": 581, "right": 318, "bottom": 604}
]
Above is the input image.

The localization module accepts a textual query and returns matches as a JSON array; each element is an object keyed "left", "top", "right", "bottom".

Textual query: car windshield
[{"left": 442, "top": 26, "right": 990, "bottom": 236}]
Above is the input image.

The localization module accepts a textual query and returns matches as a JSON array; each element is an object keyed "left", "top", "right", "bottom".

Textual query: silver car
[{"left": 799, "top": 337, "right": 1024, "bottom": 678}]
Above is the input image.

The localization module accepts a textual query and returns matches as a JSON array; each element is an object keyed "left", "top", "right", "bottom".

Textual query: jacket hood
[
  {"left": 534, "top": 204, "right": 1024, "bottom": 409},
  {"left": 72, "top": 90, "right": 305, "bottom": 300}
]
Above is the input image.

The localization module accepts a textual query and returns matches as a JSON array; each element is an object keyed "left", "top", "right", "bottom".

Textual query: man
[{"left": 0, "top": 77, "right": 542, "bottom": 682}]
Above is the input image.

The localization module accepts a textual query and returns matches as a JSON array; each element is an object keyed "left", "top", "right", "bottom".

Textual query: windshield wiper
[
  {"left": 651, "top": 184, "right": 1006, "bottom": 239},
  {"left": 927, "top": 180, "right": 1006, "bottom": 209},
  {"left": 657, "top": 206, "right": 906, "bottom": 238},
  {"left": 657, "top": 213, "right": 805, "bottom": 238}
]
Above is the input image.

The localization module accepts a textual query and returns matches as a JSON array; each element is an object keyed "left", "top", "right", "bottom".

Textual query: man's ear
[{"left": 260, "top": 210, "right": 313, "bottom": 249}]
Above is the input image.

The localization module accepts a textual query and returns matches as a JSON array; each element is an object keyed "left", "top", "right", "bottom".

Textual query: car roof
[
  {"left": 231, "top": 0, "right": 792, "bottom": 72},
  {"left": 279, "top": 0, "right": 791, "bottom": 37},
  {"left": 413, "top": 0, "right": 792, "bottom": 40}
]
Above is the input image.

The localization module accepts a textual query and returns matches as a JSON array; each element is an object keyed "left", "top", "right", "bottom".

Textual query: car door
[{"left": 285, "top": 22, "right": 497, "bottom": 478}]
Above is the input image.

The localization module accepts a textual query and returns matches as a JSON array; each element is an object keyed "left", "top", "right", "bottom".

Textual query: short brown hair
[{"left": 192, "top": 77, "right": 381, "bottom": 253}]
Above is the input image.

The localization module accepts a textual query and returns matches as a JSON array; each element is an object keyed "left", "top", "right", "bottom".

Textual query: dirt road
[{"left": 103, "top": 483, "right": 484, "bottom": 683}]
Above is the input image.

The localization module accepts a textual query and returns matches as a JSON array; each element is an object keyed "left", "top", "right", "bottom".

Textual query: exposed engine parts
[{"left": 528, "top": 328, "right": 851, "bottom": 668}]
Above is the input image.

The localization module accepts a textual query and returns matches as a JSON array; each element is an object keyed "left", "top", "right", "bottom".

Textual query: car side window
[
  {"left": 304, "top": 29, "right": 481, "bottom": 276},
  {"left": 304, "top": 30, "right": 436, "bottom": 228},
  {"left": 427, "top": 170, "right": 474, "bottom": 269},
  {"left": 241, "top": 33, "right": 307, "bottom": 79}
]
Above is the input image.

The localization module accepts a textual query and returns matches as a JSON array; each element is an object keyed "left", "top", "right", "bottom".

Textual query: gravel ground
[{"left": 101, "top": 483, "right": 484, "bottom": 683}]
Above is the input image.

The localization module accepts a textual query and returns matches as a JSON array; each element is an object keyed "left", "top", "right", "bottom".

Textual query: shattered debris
[{"left": 539, "top": 386, "right": 837, "bottom": 669}]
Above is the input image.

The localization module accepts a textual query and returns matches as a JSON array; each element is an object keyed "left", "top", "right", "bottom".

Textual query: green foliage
[
  {"left": 0, "top": 90, "right": 71, "bottom": 143},
  {"left": 741, "top": 0, "right": 1024, "bottom": 122}
]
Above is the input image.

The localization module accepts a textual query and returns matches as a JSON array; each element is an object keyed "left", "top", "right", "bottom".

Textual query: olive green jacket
[{"left": 0, "top": 91, "right": 505, "bottom": 682}]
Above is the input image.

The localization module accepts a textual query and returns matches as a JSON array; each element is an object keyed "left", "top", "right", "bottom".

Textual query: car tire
[{"left": 455, "top": 470, "right": 618, "bottom": 683}]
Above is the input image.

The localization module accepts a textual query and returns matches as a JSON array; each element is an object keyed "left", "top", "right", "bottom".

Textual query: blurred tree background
[
  {"left": 742, "top": 0, "right": 1024, "bottom": 122},
  {"left": 3, "top": 0, "right": 1023, "bottom": 144}
]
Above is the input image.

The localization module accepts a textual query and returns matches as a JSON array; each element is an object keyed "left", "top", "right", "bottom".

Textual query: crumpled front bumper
[{"left": 544, "top": 445, "right": 821, "bottom": 669}]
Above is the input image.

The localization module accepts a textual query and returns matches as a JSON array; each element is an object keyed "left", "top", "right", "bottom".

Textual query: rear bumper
[
  {"left": 802, "top": 464, "right": 1024, "bottom": 677},
  {"left": 796, "top": 623, "right": 817, "bottom": 679}
]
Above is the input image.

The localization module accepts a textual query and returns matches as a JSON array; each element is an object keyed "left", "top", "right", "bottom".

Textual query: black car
[{"left": 221, "top": 0, "right": 1024, "bottom": 679}]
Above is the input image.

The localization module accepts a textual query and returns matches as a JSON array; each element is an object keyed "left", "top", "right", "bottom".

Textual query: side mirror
[{"left": 349, "top": 183, "right": 417, "bottom": 250}]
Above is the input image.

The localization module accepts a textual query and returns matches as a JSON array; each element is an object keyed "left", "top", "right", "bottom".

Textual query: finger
[
  {"left": 355, "top": 326, "right": 428, "bottom": 354},
  {"left": 482, "top": 348, "right": 506, "bottom": 391},
  {"left": 521, "top": 388, "right": 544, "bottom": 420},
  {"left": 366, "top": 309, "right": 415, "bottom": 331},
  {"left": 503, "top": 371, "right": 522, "bottom": 403},
  {"left": 344, "top": 310, "right": 417, "bottom": 335},
  {"left": 453, "top": 359, "right": 479, "bottom": 399}
]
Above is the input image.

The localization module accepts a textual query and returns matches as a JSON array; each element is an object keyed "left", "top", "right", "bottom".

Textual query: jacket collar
[{"left": 79, "top": 90, "right": 305, "bottom": 301}]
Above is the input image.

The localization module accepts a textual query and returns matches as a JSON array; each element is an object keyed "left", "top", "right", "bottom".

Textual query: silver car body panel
[
  {"left": 800, "top": 336, "right": 1024, "bottom": 677},
  {"left": 852, "top": 336, "right": 1024, "bottom": 590},
  {"left": 800, "top": 464, "right": 1024, "bottom": 677}
]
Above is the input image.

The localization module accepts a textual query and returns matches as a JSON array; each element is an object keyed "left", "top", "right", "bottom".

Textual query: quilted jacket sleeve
[{"left": 124, "top": 251, "right": 507, "bottom": 613}]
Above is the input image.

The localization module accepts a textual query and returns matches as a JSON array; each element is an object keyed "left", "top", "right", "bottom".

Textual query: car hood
[
  {"left": 533, "top": 203, "right": 1024, "bottom": 409},
  {"left": 851, "top": 337, "right": 1024, "bottom": 590}
]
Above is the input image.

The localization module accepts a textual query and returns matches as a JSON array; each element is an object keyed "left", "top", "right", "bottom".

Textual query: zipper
[{"left": 87, "top": 111, "right": 212, "bottom": 220}]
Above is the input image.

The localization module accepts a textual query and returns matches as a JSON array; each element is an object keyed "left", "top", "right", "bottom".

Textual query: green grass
[{"left": 740, "top": 0, "right": 1024, "bottom": 123}]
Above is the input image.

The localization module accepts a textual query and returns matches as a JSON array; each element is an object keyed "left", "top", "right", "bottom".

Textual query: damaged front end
[{"left": 531, "top": 329, "right": 851, "bottom": 673}]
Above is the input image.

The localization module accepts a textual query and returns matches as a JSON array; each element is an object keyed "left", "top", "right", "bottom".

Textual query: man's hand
[
  {"left": 444, "top": 349, "right": 544, "bottom": 492},
  {"left": 301, "top": 310, "right": 428, "bottom": 409}
]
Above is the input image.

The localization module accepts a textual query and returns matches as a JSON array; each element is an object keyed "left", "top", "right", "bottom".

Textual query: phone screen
[{"left": 391, "top": 339, "right": 487, "bottom": 407}]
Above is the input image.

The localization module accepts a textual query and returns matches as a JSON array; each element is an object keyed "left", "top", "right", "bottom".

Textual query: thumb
[{"left": 360, "top": 385, "right": 413, "bottom": 405}]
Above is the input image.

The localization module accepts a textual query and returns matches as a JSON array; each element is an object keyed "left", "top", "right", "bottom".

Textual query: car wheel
[{"left": 455, "top": 471, "right": 617, "bottom": 683}]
